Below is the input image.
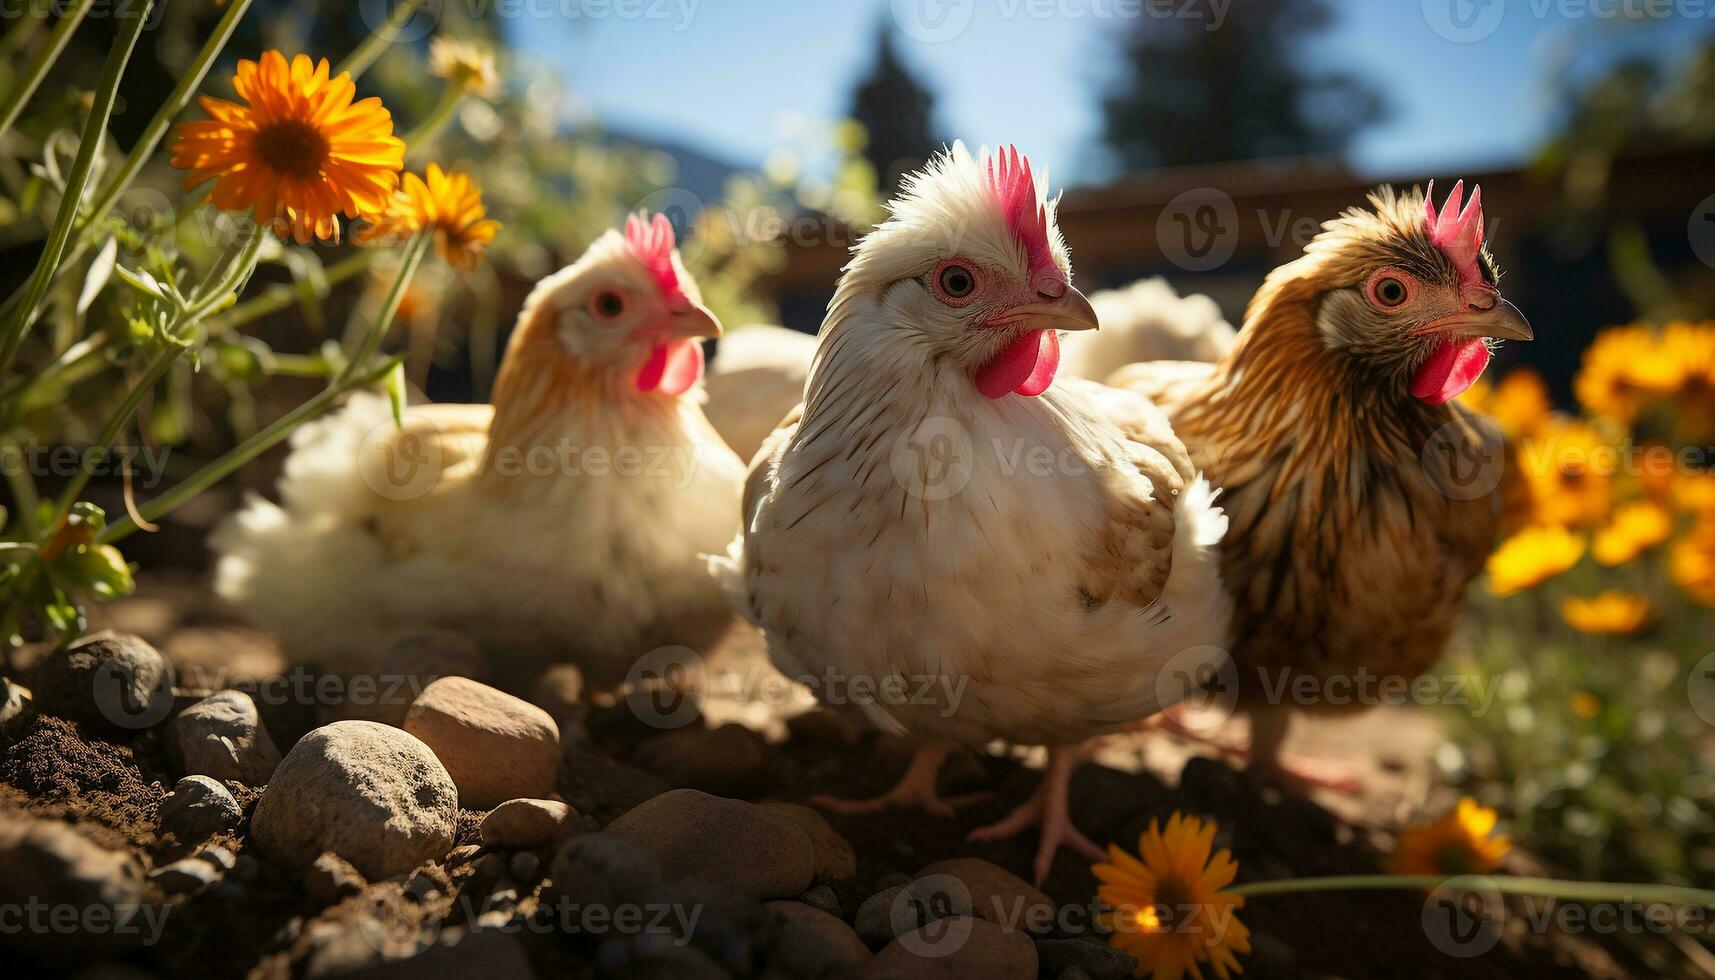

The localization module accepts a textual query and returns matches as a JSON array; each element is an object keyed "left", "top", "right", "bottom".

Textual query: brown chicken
[{"left": 1111, "top": 182, "right": 1532, "bottom": 790}]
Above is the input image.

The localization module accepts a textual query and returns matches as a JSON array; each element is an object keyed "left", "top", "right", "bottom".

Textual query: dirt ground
[{"left": 0, "top": 572, "right": 1680, "bottom": 979}]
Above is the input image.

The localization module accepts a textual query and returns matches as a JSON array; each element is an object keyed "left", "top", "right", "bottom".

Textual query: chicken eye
[
  {"left": 938, "top": 264, "right": 975, "bottom": 299},
  {"left": 1373, "top": 276, "right": 1408, "bottom": 308},
  {"left": 589, "top": 290, "right": 626, "bottom": 320}
]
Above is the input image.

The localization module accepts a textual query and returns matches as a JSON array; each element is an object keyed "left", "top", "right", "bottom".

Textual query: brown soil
[{"left": 0, "top": 576, "right": 1676, "bottom": 979}]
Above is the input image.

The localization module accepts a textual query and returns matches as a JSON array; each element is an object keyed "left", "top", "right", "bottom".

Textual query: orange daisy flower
[
  {"left": 1390, "top": 797, "right": 1511, "bottom": 877},
  {"left": 172, "top": 51, "right": 405, "bottom": 244},
  {"left": 1561, "top": 591, "right": 1655, "bottom": 636},
  {"left": 363, "top": 163, "right": 500, "bottom": 270},
  {"left": 1094, "top": 812, "right": 1250, "bottom": 980}
]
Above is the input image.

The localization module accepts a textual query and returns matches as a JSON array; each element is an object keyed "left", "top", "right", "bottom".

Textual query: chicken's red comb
[
  {"left": 625, "top": 212, "right": 688, "bottom": 306},
  {"left": 984, "top": 146, "right": 1059, "bottom": 282},
  {"left": 1424, "top": 179, "right": 1484, "bottom": 284}
]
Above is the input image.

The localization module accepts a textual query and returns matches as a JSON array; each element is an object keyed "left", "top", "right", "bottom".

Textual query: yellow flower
[
  {"left": 1662, "top": 323, "right": 1715, "bottom": 437},
  {"left": 1569, "top": 691, "right": 1601, "bottom": 719},
  {"left": 1671, "top": 521, "right": 1715, "bottom": 607},
  {"left": 428, "top": 36, "right": 501, "bottom": 99},
  {"left": 172, "top": 51, "right": 405, "bottom": 244},
  {"left": 1462, "top": 368, "right": 1551, "bottom": 438},
  {"left": 1575, "top": 324, "right": 1682, "bottom": 423},
  {"left": 1516, "top": 418, "right": 1614, "bottom": 528},
  {"left": 1561, "top": 591, "right": 1655, "bottom": 635},
  {"left": 1591, "top": 501, "right": 1673, "bottom": 566},
  {"left": 1487, "top": 525, "right": 1584, "bottom": 596},
  {"left": 363, "top": 164, "right": 500, "bottom": 269},
  {"left": 1094, "top": 813, "right": 1250, "bottom": 980},
  {"left": 1672, "top": 472, "right": 1715, "bottom": 517},
  {"left": 1390, "top": 797, "right": 1511, "bottom": 877}
]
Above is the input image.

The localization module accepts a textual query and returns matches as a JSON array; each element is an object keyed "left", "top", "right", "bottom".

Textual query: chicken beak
[
  {"left": 997, "top": 281, "right": 1100, "bottom": 333},
  {"left": 661, "top": 299, "right": 723, "bottom": 340},
  {"left": 1444, "top": 292, "right": 1533, "bottom": 342}
]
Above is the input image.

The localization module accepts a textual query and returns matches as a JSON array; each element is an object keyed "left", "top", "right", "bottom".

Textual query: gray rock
[
  {"left": 860, "top": 916, "right": 1037, "bottom": 979},
  {"left": 0, "top": 676, "right": 33, "bottom": 733},
  {"left": 1035, "top": 938, "right": 1140, "bottom": 980},
  {"left": 596, "top": 933, "right": 726, "bottom": 980},
  {"left": 479, "top": 798, "right": 576, "bottom": 849},
  {"left": 547, "top": 833, "right": 668, "bottom": 913},
  {"left": 252, "top": 720, "right": 457, "bottom": 880},
  {"left": 349, "top": 631, "right": 491, "bottom": 727},
  {"left": 167, "top": 690, "right": 282, "bottom": 785},
  {"left": 0, "top": 819, "right": 151, "bottom": 961},
  {"left": 303, "top": 851, "right": 366, "bottom": 905},
  {"left": 797, "top": 883, "right": 842, "bottom": 918},
  {"left": 158, "top": 775, "right": 242, "bottom": 842},
  {"left": 149, "top": 857, "right": 220, "bottom": 895},
  {"left": 32, "top": 631, "right": 173, "bottom": 736},
  {"left": 403, "top": 677, "right": 560, "bottom": 809},
  {"left": 913, "top": 857, "right": 1055, "bottom": 934},
  {"left": 853, "top": 887, "right": 907, "bottom": 949},
  {"left": 633, "top": 724, "right": 774, "bottom": 797},
  {"left": 603, "top": 789, "right": 815, "bottom": 901},
  {"left": 766, "top": 899, "right": 870, "bottom": 976},
  {"left": 758, "top": 802, "right": 856, "bottom": 883}
]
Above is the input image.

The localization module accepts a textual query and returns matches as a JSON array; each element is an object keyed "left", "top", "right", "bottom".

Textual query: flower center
[
  {"left": 254, "top": 119, "right": 329, "bottom": 179},
  {"left": 1148, "top": 877, "right": 1197, "bottom": 934}
]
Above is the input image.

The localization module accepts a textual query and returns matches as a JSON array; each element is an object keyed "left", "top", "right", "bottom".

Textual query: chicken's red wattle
[
  {"left": 975, "top": 329, "right": 1060, "bottom": 399},
  {"left": 635, "top": 339, "right": 705, "bottom": 396},
  {"left": 1410, "top": 337, "right": 1489, "bottom": 405}
]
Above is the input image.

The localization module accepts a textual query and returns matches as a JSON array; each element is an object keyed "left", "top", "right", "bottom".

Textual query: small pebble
[
  {"left": 31, "top": 631, "right": 173, "bottom": 736},
  {"left": 149, "top": 857, "right": 220, "bottom": 895},
  {"left": 167, "top": 690, "right": 282, "bottom": 785},
  {"left": 403, "top": 677, "right": 560, "bottom": 809},
  {"left": 480, "top": 798, "right": 576, "bottom": 849},
  {"left": 157, "top": 775, "right": 242, "bottom": 842}
]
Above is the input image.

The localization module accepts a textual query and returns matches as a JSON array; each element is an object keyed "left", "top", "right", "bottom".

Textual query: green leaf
[
  {"left": 78, "top": 236, "right": 118, "bottom": 315},
  {"left": 62, "top": 542, "right": 134, "bottom": 600},
  {"left": 385, "top": 360, "right": 406, "bottom": 429}
]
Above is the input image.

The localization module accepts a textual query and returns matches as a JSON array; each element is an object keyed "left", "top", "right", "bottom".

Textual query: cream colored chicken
[
  {"left": 215, "top": 215, "right": 744, "bottom": 686},
  {"left": 731, "top": 145, "right": 1233, "bottom": 883}
]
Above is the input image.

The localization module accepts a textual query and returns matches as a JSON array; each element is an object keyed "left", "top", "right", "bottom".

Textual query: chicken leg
[
  {"left": 811, "top": 742, "right": 991, "bottom": 817},
  {"left": 1247, "top": 707, "right": 1361, "bottom": 794},
  {"left": 967, "top": 745, "right": 1106, "bottom": 886}
]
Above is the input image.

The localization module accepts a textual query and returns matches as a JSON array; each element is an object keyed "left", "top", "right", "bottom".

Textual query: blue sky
[{"left": 506, "top": 0, "right": 1711, "bottom": 187}]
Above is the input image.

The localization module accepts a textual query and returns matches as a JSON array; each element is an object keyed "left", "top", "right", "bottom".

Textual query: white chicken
[
  {"left": 214, "top": 215, "right": 745, "bottom": 686},
  {"left": 1059, "top": 276, "right": 1237, "bottom": 381},
  {"left": 732, "top": 145, "right": 1233, "bottom": 883},
  {"left": 703, "top": 323, "right": 817, "bottom": 463}
]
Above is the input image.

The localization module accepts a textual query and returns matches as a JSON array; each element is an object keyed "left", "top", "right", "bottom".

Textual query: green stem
[
  {"left": 337, "top": 233, "right": 428, "bottom": 384},
  {"left": 207, "top": 249, "right": 377, "bottom": 335},
  {"left": 1, "top": 435, "right": 43, "bottom": 537},
  {"left": 0, "top": 0, "right": 154, "bottom": 380},
  {"left": 1228, "top": 874, "right": 1715, "bottom": 909},
  {"left": 403, "top": 83, "right": 466, "bottom": 152},
  {"left": 60, "top": 0, "right": 255, "bottom": 269},
  {"left": 50, "top": 345, "right": 179, "bottom": 520},
  {"left": 98, "top": 357, "right": 402, "bottom": 544},
  {"left": 336, "top": 0, "right": 425, "bottom": 81},
  {"left": 0, "top": 0, "right": 97, "bottom": 144},
  {"left": 184, "top": 224, "right": 266, "bottom": 320}
]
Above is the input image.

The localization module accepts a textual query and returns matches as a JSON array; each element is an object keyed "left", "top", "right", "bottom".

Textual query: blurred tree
[
  {"left": 1100, "top": 0, "right": 1384, "bottom": 171},
  {"left": 848, "top": 23, "right": 938, "bottom": 191}
]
